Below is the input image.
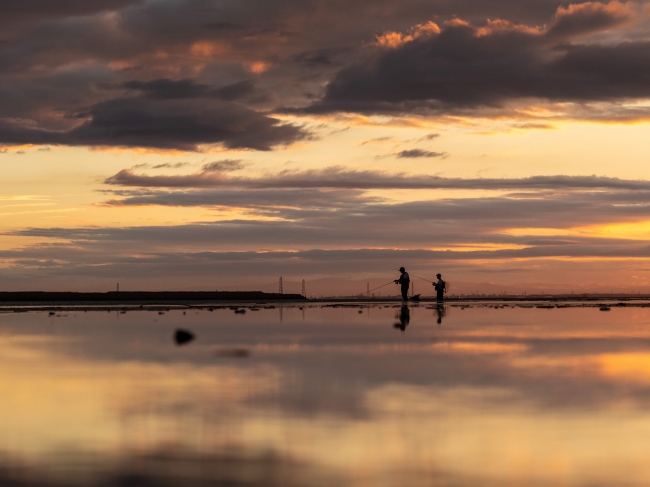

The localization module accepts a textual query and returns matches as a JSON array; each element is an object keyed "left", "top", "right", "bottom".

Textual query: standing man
[
  {"left": 394, "top": 267, "right": 410, "bottom": 301},
  {"left": 434, "top": 273, "right": 446, "bottom": 302}
]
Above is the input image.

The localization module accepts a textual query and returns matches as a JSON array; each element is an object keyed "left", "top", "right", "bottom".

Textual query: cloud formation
[
  {"left": 2, "top": 0, "right": 650, "bottom": 293},
  {"left": 0, "top": 97, "right": 306, "bottom": 150},
  {"left": 309, "top": 1, "right": 650, "bottom": 113},
  {"left": 123, "top": 78, "right": 256, "bottom": 101},
  {"left": 7, "top": 176, "right": 650, "bottom": 292},
  {"left": 397, "top": 149, "right": 447, "bottom": 158},
  {"left": 104, "top": 166, "right": 650, "bottom": 191},
  {"left": 202, "top": 160, "right": 247, "bottom": 172},
  {"left": 0, "top": 0, "right": 647, "bottom": 152}
]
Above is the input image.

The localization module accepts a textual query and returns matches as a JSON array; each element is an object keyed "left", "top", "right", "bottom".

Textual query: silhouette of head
[
  {"left": 399, "top": 267, "right": 406, "bottom": 272},
  {"left": 436, "top": 273, "right": 441, "bottom": 278}
]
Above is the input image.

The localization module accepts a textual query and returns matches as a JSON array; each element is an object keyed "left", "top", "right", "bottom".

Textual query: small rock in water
[
  {"left": 599, "top": 306, "right": 611, "bottom": 311},
  {"left": 234, "top": 309, "right": 246, "bottom": 314},
  {"left": 358, "top": 309, "right": 363, "bottom": 313},
  {"left": 174, "top": 329, "right": 195, "bottom": 345}
]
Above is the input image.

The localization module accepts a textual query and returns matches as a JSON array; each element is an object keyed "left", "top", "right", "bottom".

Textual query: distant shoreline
[
  {"left": 1, "top": 291, "right": 650, "bottom": 312},
  {"left": 0, "top": 291, "right": 305, "bottom": 304},
  {"left": 1, "top": 291, "right": 650, "bottom": 304},
  {"left": 322, "top": 294, "right": 650, "bottom": 303}
]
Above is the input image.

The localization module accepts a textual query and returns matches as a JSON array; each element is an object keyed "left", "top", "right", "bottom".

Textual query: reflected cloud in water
[{"left": 2, "top": 305, "right": 650, "bottom": 485}]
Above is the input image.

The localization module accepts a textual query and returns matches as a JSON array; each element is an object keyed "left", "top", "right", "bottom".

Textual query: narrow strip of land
[
  {"left": 0, "top": 291, "right": 305, "bottom": 304},
  {"left": 2, "top": 292, "right": 650, "bottom": 313}
]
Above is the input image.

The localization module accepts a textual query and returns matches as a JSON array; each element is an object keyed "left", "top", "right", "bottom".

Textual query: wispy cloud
[
  {"left": 202, "top": 160, "right": 247, "bottom": 172},
  {"left": 396, "top": 149, "right": 447, "bottom": 158},
  {"left": 104, "top": 166, "right": 650, "bottom": 191}
]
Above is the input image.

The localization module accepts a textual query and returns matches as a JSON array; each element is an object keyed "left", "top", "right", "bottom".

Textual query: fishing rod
[
  {"left": 364, "top": 274, "right": 446, "bottom": 295},
  {"left": 411, "top": 274, "right": 434, "bottom": 283},
  {"left": 366, "top": 281, "right": 396, "bottom": 294}
]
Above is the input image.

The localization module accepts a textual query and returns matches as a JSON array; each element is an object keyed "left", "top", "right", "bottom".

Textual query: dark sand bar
[{"left": 0, "top": 291, "right": 305, "bottom": 306}]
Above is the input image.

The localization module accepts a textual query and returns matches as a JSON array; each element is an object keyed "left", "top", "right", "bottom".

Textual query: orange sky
[{"left": 1, "top": 0, "right": 650, "bottom": 293}]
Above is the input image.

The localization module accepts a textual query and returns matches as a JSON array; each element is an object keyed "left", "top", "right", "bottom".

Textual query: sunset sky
[{"left": 2, "top": 0, "right": 650, "bottom": 295}]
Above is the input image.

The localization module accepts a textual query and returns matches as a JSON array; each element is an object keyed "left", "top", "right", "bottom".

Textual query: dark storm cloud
[
  {"left": 0, "top": 0, "right": 647, "bottom": 149},
  {"left": 545, "top": 1, "right": 637, "bottom": 40},
  {"left": 397, "top": 149, "right": 447, "bottom": 158},
  {"left": 104, "top": 166, "right": 650, "bottom": 191},
  {"left": 309, "top": 2, "right": 650, "bottom": 113},
  {"left": 0, "top": 0, "right": 142, "bottom": 26},
  {"left": 0, "top": 64, "right": 117, "bottom": 129},
  {"left": 123, "top": 78, "right": 256, "bottom": 101},
  {"left": 0, "top": 448, "right": 332, "bottom": 487},
  {"left": 0, "top": 97, "right": 306, "bottom": 150},
  {"left": 293, "top": 48, "right": 351, "bottom": 66}
]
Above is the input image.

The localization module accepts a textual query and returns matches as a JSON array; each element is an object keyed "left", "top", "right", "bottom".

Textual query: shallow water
[{"left": 2, "top": 303, "right": 650, "bottom": 486}]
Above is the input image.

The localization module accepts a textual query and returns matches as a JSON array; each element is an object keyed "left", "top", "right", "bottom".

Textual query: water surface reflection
[{"left": 2, "top": 304, "right": 650, "bottom": 485}]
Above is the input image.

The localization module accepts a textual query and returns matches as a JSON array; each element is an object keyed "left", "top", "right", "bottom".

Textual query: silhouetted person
[
  {"left": 433, "top": 273, "right": 446, "bottom": 302},
  {"left": 435, "top": 304, "right": 446, "bottom": 324},
  {"left": 394, "top": 267, "right": 410, "bottom": 301},
  {"left": 394, "top": 305, "right": 410, "bottom": 331}
]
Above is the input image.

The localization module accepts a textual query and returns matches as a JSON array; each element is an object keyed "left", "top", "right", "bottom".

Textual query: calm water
[{"left": 2, "top": 303, "right": 650, "bottom": 486}]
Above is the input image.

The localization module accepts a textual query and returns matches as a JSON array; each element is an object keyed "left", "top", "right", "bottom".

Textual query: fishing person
[
  {"left": 433, "top": 273, "right": 446, "bottom": 302},
  {"left": 394, "top": 267, "right": 410, "bottom": 301}
]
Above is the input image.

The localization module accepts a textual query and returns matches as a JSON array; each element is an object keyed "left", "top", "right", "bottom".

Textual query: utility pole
[
  {"left": 302, "top": 279, "right": 306, "bottom": 298},
  {"left": 116, "top": 283, "right": 119, "bottom": 293},
  {"left": 412, "top": 282, "right": 415, "bottom": 297},
  {"left": 279, "top": 277, "right": 283, "bottom": 294},
  {"left": 367, "top": 282, "right": 369, "bottom": 298}
]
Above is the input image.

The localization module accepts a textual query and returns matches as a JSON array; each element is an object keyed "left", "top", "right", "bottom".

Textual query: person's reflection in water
[
  {"left": 435, "top": 304, "right": 446, "bottom": 325},
  {"left": 394, "top": 305, "right": 410, "bottom": 331}
]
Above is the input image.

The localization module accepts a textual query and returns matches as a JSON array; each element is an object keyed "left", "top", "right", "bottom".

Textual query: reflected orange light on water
[{"left": 1, "top": 305, "right": 650, "bottom": 485}]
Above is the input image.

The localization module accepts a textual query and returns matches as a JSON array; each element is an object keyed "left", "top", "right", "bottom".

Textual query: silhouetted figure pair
[{"left": 394, "top": 267, "right": 410, "bottom": 301}]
